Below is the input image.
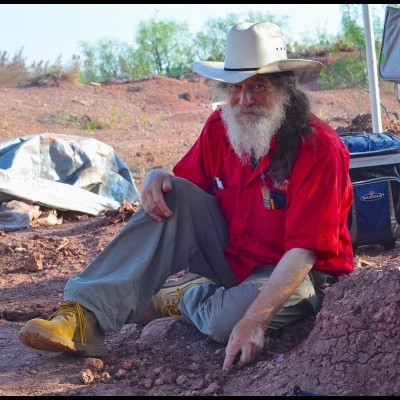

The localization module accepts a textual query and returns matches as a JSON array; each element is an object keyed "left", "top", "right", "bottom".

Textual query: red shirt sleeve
[{"left": 284, "top": 117, "right": 353, "bottom": 271}]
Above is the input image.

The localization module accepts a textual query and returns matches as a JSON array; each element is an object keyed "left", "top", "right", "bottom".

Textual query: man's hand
[
  {"left": 222, "top": 316, "right": 266, "bottom": 372},
  {"left": 222, "top": 248, "right": 316, "bottom": 372},
  {"left": 141, "top": 169, "right": 173, "bottom": 222}
]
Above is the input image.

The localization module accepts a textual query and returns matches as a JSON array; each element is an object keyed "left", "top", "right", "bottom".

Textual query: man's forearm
[{"left": 243, "top": 248, "right": 316, "bottom": 329}]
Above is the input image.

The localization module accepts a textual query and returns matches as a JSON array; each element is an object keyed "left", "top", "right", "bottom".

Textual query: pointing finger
[{"left": 222, "top": 352, "right": 237, "bottom": 372}]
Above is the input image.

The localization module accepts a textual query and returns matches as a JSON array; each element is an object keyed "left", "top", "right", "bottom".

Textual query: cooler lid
[{"left": 340, "top": 132, "right": 400, "bottom": 157}]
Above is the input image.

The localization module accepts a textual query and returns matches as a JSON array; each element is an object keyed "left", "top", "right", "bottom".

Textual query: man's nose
[{"left": 239, "top": 88, "right": 254, "bottom": 106}]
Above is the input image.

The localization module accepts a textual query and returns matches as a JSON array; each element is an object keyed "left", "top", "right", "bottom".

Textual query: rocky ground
[{"left": 0, "top": 69, "right": 400, "bottom": 396}]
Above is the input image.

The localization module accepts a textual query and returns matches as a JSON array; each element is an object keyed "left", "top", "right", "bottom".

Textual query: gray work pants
[{"left": 64, "top": 177, "right": 327, "bottom": 343}]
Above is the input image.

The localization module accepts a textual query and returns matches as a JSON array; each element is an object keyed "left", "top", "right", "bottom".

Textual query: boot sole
[{"left": 19, "top": 325, "right": 108, "bottom": 357}]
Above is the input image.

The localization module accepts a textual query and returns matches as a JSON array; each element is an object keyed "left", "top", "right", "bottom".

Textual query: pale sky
[{"left": 0, "top": 4, "right": 386, "bottom": 65}]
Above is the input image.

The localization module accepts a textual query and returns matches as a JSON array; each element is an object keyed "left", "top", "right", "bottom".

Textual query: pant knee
[
  {"left": 206, "top": 310, "right": 234, "bottom": 344},
  {"left": 169, "top": 176, "right": 195, "bottom": 195}
]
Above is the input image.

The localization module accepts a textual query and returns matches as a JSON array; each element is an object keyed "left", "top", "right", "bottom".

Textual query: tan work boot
[
  {"left": 137, "top": 273, "right": 214, "bottom": 324},
  {"left": 18, "top": 301, "right": 108, "bottom": 357}
]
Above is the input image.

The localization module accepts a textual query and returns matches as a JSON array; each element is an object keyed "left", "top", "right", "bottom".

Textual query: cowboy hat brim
[{"left": 192, "top": 59, "right": 323, "bottom": 83}]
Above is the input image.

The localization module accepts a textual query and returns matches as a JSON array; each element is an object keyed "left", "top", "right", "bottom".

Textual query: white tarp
[{"left": 0, "top": 133, "right": 140, "bottom": 216}]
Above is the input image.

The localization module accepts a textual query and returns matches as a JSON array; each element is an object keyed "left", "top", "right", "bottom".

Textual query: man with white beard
[{"left": 19, "top": 22, "right": 354, "bottom": 371}]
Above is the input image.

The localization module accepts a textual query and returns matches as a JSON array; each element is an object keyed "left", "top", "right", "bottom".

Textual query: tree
[
  {"left": 79, "top": 38, "right": 134, "bottom": 82},
  {"left": 134, "top": 17, "right": 193, "bottom": 77}
]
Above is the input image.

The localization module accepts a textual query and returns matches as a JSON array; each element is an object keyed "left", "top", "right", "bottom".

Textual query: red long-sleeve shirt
[{"left": 173, "top": 109, "right": 354, "bottom": 283}]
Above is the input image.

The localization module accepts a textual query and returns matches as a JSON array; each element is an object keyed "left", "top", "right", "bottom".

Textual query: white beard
[{"left": 221, "top": 92, "right": 289, "bottom": 165}]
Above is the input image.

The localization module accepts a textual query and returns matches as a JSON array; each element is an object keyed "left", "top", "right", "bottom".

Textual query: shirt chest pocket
[{"left": 252, "top": 197, "right": 287, "bottom": 246}]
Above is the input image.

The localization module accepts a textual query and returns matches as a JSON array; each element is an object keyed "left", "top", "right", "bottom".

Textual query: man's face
[
  {"left": 227, "top": 75, "right": 279, "bottom": 119},
  {"left": 221, "top": 74, "right": 288, "bottom": 163}
]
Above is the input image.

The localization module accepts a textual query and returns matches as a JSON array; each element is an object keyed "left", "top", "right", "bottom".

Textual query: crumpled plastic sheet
[{"left": 0, "top": 133, "right": 141, "bottom": 216}]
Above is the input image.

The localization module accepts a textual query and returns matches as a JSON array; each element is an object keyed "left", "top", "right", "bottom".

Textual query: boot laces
[
  {"left": 49, "top": 301, "right": 87, "bottom": 345},
  {"left": 161, "top": 288, "right": 184, "bottom": 320}
]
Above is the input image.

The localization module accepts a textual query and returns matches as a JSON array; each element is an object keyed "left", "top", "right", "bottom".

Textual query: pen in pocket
[
  {"left": 261, "top": 185, "right": 275, "bottom": 209},
  {"left": 214, "top": 177, "right": 224, "bottom": 189},
  {"left": 261, "top": 172, "right": 274, "bottom": 209}
]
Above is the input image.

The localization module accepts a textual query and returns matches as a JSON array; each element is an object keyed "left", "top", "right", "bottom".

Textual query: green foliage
[
  {"left": 319, "top": 54, "right": 368, "bottom": 90},
  {"left": 192, "top": 13, "right": 239, "bottom": 62},
  {"left": 341, "top": 4, "right": 366, "bottom": 51},
  {"left": 85, "top": 119, "right": 99, "bottom": 132},
  {"left": 134, "top": 16, "right": 193, "bottom": 77},
  {"left": 79, "top": 38, "right": 137, "bottom": 82},
  {"left": 318, "top": 4, "right": 395, "bottom": 90}
]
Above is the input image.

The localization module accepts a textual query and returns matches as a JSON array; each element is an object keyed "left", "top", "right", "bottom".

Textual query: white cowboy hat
[{"left": 191, "top": 22, "right": 323, "bottom": 83}]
